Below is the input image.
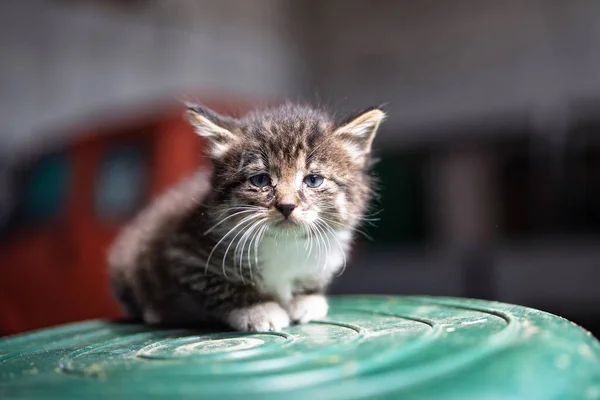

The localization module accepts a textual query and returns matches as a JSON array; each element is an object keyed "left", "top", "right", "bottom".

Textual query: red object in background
[{"left": 0, "top": 97, "right": 257, "bottom": 336}]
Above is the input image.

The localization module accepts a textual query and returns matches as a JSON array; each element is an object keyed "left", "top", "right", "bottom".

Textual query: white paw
[
  {"left": 143, "top": 308, "right": 162, "bottom": 325},
  {"left": 287, "top": 294, "right": 328, "bottom": 324},
  {"left": 226, "top": 302, "right": 291, "bottom": 332}
]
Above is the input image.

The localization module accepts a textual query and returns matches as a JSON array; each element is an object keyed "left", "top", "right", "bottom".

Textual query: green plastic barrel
[{"left": 1, "top": 296, "right": 599, "bottom": 399}]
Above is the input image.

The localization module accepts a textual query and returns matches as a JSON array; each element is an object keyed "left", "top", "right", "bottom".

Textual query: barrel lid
[{"left": 1, "top": 295, "right": 599, "bottom": 399}]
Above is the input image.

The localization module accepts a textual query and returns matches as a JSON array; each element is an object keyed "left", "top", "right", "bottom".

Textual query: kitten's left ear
[
  {"left": 185, "top": 103, "right": 239, "bottom": 159},
  {"left": 334, "top": 106, "right": 386, "bottom": 164}
]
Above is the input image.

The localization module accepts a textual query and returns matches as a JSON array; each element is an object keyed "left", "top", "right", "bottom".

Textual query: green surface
[{"left": 1, "top": 295, "right": 600, "bottom": 399}]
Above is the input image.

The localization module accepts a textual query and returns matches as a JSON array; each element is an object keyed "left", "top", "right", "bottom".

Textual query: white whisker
[
  {"left": 205, "top": 213, "right": 261, "bottom": 278},
  {"left": 318, "top": 218, "right": 348, "bottom": 277},
  {"left": 302, "top": 221, "right": 315, "bottom": 264},
  {"left": 251, "top": 224, "right": 268, "bottom": 285},
  {"left": 315, "top": 203, "right": 383, "bottom": 223},
  {"left": 245, "top": 222, "right": 264, "bottom": 285},
  {"left": 236, "top": 218, "right": 265, "bottom": 284},
  {"left": 204, "top": 208, "right": 261, "bottom": 235},
  {"left": 318, "top": 214, "right": 374, "bottom": 241},
  {"left": 311, "top": 219, "right": 330, "bottom": 272},
  {"left": 221, "top": 214, "right": 265, "bottom": 281},
  {"left": 213, "top": 205, "right": 267, "bottom": 219}
]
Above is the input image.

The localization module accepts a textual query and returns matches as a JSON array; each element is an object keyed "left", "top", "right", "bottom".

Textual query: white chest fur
[{"left": 257, "top": 229, "right": 352, "bottom": 303}]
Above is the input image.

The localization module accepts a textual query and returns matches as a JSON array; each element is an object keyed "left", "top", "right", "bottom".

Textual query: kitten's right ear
[{"left": 185, "top": 104, "right": 238, "bottom": 158}]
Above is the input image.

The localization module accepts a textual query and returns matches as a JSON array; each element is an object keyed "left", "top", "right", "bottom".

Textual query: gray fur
[{"left": 108, "top": 102, "right": 385, "bottom": 331}]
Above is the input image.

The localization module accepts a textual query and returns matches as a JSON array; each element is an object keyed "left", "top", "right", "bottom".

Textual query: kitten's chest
[{"left": 256, "top": 230, "right": 350, "bottom": 303}]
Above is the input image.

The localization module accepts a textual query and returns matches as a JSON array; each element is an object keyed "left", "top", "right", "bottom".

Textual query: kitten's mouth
[
  {"left": 271, "top": 218, "right": 308, "bottom": 238},
  {"left": 275, "top": 218, "right": 299, "bottom": 228}
]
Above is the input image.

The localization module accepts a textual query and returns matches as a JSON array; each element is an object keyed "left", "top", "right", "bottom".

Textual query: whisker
[
  {"left": 318, "top": 214, "right": 375, "bottom": 241},
  {"left": 191, "top": 197, "right": 205, "bottom": 206},
  {"left": 210, "top": 207, "right": 267, "bottom": 224},
  {"left": 301, "top": 221, "right": 310, "bottom": 251},
  {"left": 252, "top": 224, "right": 268, "bottom": 285},
  {"left": 294, "top": 223, "right": 300, "bottom": 260},
  {"left": 204, "top": 209, "right": 261, "bottom": 235},
  {"left": 318, "top": 218, "right": 348, "bottom": 277},
  {"left": 312, "top": 221, "right": 323, "bottom": 267},
  {"left": 315, "top": 205, "right": 382, "bottom": 224},
  {"left": 246, "top": 221, "right": 265, "bottom": 285},
  {"left": 233, "top": 220, "right": 256, "bottom": 284},
  {"left": 311, "top": 219, "right": 330, "bottom": 272},
  {"left": 304, "top": 222, "right": 317, "bottom": 265},
  {"left": 212, "top": 205, "right": 266, "bottom": 215},
  {"left": 311, "top": 222, "right": 323, "bottom": 269},
  {"left": 204, "top": 213, "right": 261, "bottom": 278},
  {"left": 239, "top": 220, "right": 262, "bottom": 284},
  {"left": 221, "top": 214, "right": 265, "bottom": 281},
  {"left": 236, "top": 218, "right": 265, "bottom": 284}
]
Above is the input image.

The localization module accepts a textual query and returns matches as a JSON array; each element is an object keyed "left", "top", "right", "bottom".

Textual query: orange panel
[{"left": 0, "top": 96, "right": 262, "bottom": 335}]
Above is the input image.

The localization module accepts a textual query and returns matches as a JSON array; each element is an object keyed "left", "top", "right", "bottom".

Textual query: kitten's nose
[{"left": 276, "top": 203, "right": 296, "bottom": 218}]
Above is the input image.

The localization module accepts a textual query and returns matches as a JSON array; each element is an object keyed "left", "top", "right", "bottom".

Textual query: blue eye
[
  {"left": 249, "top": 173, "right": 271, "bottom": 187},
  {"left": 304, "top": 174, "right": 324, "bottom": 188}
]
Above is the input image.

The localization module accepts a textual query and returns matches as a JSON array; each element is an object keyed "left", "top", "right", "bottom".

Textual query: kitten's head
[{"left": 186, "top": 102, "right": 385, "bottom": 235}]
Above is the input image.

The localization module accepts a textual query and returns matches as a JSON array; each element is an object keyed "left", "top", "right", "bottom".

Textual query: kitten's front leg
[
  {"left": 208, "top": 282, "right": 291, "bottom": 332},
  {"left": 287, "top": 293, "right": 329, "bottom": 324},
  {"left": 176, "top": 267, "right": 291, "bottom": 332},
  {"left": 226, "top": 301, "right": 290, "bottom": 332}
]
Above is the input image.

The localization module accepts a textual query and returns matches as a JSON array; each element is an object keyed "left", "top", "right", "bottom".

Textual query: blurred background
[{"left": 1, "top": 0, "right": 600, "bottom": 337}]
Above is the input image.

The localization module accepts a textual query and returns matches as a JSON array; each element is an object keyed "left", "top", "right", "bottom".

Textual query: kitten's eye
[
  {"left": 249, "top": 173, "right": 271, "bottom": 188},
  {"left": 304, "top": 174, "right": 324, "bottom": 188}
]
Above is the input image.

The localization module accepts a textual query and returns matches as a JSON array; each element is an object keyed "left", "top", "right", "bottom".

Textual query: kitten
[{"left": 108, "top": 102, "right": 385, "bottom": 332}]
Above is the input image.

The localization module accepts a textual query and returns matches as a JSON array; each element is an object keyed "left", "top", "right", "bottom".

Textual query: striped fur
[{"left": 108, "top": 102, "right": 385, "bottom": 331}]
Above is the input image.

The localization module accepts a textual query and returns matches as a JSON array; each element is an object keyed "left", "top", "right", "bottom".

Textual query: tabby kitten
[{"left": 108, "top": 102, "right": 385, "bottom": 332}]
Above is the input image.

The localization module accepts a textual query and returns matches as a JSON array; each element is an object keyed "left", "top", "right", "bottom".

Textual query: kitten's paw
[
  {"left": 287, "top": 294, "right": 328, "bottom": 324},
  {"left": 142, "top": 308, "right": 162, "bottom": 325},
  {"left": 226, "top": 302, "right": 290, "bottom": 332}
]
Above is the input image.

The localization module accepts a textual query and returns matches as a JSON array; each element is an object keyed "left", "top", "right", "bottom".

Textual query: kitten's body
[{"left": 109, "top": 103, "right": 384, "bottom": 331}]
